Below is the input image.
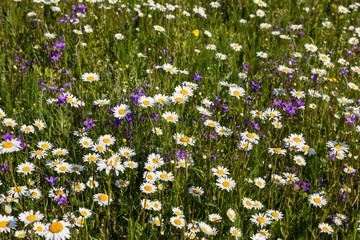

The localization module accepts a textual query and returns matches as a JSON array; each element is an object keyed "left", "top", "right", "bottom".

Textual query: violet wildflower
[
  {"left": 83, "top": 118, "right": 96, "bottom": 131},
  {"left": 45, "top": 176, "right": 59, "bottom": 187}
]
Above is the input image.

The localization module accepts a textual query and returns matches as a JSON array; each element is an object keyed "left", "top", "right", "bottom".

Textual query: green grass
[{"left": 0, "top": 0, "right": 359, "bottom": 239}]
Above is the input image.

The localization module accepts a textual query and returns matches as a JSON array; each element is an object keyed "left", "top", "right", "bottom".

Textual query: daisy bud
[{"left": 5, "top": 204, "right": 12, "bottom": 214}]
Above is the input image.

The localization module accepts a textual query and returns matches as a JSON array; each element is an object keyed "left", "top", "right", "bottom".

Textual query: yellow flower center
[
  {"left": 26, "top": 215, "right": 37, "bottom": 221},
  {"left": 313, "top": 198, "right": 321, "bottom": 204},
  {"left": 174, "top": 219, "right": 182, "bottom": 225},
  {"left": 24, "top": 127, "right": 31, "bottom": 131},
  {"left": 14, "top": 187, "right": 22, "bottom": 192},
  {"left": 246, "top": 133, "right": 254, "bottom": 138},
  {"left": 22, "top": 166, "right": 31, "bottom": 172},
  {"left": 144, "top": 186, "right": 152, "bottom": 191},
  {"left": 257, "top": 217, "right": 266, "bottom": 223},
  {"left": 180, "top": 90, "right": 188, "bottom": 95},
  {"left": 86, "top": 76, "right": 95, "bottom": 81},
  {"left": 41, "top": 144, "right": 49, "bottom": 149},
  {"left": 302, "top": 146, "right": 310, "bottom": 151},
  {"left": 193, "top": 189, "right": 200, "bottom": 194},
  {"left": 59, "top": 166, "right": 67, "bottom": 171},
  {"left": 160, "top": 174, "right": 169, "bottom": 180},
  {"left": 118, "top": 109, "right": 125, "bottom": 115},
  {"left": 271, "top": 212, "right": 279, "bottom": 217},
  {"left": 181, "top": 137, "right": 190, "bottom": 142},
  {"left": 334, "top": 144, "right": 342, "bottom": 149},
  {"left": 143, "top": 100, "right": 150, "bottom": 105},
  {"left": 233, "top": 90, "right": 240, "bottom": 96},
  {"left": 55, "top": 190, "right": 63, "bottom": 196},
  {"left": 98, "top": 194, "right": 108, "bottom": 201},
  {"left": 3, "top": 142, "right": 14, "bottom": 148},
  {"left": 222, "top": 181, "right": 230, "bottom": 187},
  {"left": 167, "top": 116, "right": 174, "bottom": 121},
  {"left": 49, "top": 222, "right": 64, "bottom": 233},
  {"left": 0, "top": 221, "right": 9, "bottom": 228}
]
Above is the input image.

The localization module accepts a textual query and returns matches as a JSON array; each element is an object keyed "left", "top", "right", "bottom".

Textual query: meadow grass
[{"left": 0, "top": 0, "right": 359, "bottom": 239}]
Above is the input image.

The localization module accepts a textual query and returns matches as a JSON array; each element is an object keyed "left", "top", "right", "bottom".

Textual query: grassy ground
[{"left": 0, "top": 0, "right": 359, "bottom": 239}]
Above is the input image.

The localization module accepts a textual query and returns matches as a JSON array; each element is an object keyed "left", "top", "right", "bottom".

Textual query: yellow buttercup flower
[{"left": 192, "top": 29, "right": 199, "bottom": 37}]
